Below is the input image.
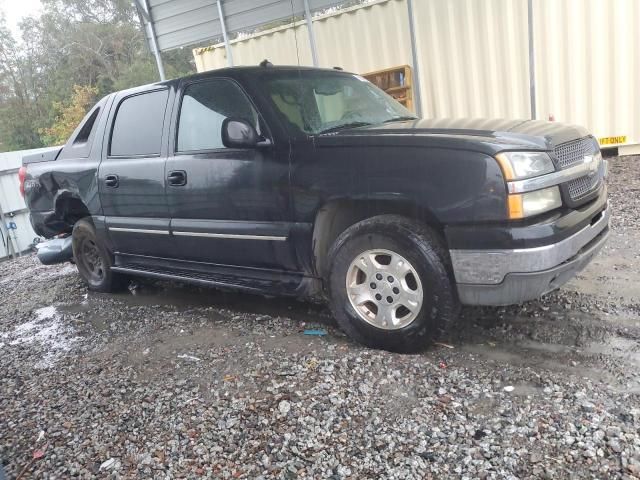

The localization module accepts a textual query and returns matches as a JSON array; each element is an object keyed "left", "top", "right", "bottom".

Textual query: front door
[
  {"left": 98, "top": 88, "right": 174, "bottom": 259},
  {"left": 165, "top": 77, "right": 296, "bottom": 271}
]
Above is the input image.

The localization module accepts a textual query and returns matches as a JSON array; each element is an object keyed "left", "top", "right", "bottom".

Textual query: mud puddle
[
  {"left": 43, "top": 263, "right": 640, "bottom": 390},
  {"left": 95, "top": 279, "right": 333, "bottom": 323},
  {"left": 443, "top": 298, "right": 640, "bottom": 388}
]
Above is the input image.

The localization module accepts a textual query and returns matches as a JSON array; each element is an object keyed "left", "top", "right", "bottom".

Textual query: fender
[{"left": 310, "top": 196, "right": 442, "bottom": 279}]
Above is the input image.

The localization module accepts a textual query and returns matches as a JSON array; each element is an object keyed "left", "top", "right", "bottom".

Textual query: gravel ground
[{"left": 1, "top": 156, "right": 640, "bottom": 479}]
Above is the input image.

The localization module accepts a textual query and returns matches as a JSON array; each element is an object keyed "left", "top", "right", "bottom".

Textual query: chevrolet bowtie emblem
[{"left": 584, "top": 154, "right": 599, "bottom": 176}]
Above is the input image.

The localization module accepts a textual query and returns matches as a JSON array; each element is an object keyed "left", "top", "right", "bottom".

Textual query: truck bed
[{"left": 22, "top": 147, "right": 62, "bottom": 165}]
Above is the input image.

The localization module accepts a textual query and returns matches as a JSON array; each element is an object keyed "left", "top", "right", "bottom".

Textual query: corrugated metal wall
[
  {"left": 193, "top": 0, "right": 639, "bottom": 149},
  {"left": 194, "top": 0, "right": 531, "bottom": 118},
  {"left": 313, "top": 0, "right": 413, "bottom": 74},
  {"left": 0, "top": 148, "right": 57, "bottom": 259},
  {"left": 195, "top": 0, "right": 414, "bottom": 72},
  {"left": 413, "top": 0, "right": 530, "bottom": 119},
  {"left": 533, "top": 0, "right": 640, "bottom": 147}
]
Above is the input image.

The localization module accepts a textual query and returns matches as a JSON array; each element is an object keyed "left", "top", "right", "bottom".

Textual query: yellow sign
[{"left": 599, "top": 136, "right": 627, "bottom": 146}]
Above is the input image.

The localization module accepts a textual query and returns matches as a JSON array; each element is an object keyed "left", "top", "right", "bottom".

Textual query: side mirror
[{"left": 221, "top": 117, "right": 259, "bottom": 148}]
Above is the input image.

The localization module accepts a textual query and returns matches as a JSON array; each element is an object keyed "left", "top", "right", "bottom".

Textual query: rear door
[
  {"left": 98, "top": 88, "right": 174, "bottom": 258},
  {"left": 164, "top": 77, "right": 296, "bottom": 271}
]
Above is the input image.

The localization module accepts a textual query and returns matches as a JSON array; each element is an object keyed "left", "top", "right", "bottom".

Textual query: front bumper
[{"left": 450, "top": 202, "right": 610, "bottom": 306}]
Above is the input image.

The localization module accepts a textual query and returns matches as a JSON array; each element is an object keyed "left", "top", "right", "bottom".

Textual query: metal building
[
  {"left": 186, "top": 0, "right": 639, "bottom": 155},
  {"left": 0, "top": 148, "right": 57, "bottom": 260}
]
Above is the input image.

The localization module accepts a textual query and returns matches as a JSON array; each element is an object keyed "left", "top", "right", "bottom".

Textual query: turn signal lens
[
  {"left": 495, "top": 153, "right": 516, "bottom": 181},
  {"left": 508, "top": 186, "right": 562, "bottom": 219},
  {"left": 508, "top": 195, "right": 524, "bottom": 219}
]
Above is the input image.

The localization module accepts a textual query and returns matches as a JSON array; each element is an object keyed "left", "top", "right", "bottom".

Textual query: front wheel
[
  {"left": 327, "top": 215, "right": 458, "bottom": 353},
  {"left": 72, "top": 218, "right": 125, "bottom": 292}
]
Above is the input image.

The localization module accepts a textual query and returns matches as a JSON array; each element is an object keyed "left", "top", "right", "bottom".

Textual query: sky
[{"left": 0, "top": 0, "right": 43, "bottom": 36}]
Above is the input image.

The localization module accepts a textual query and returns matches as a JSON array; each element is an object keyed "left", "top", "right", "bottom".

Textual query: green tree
[
  {"left": 39, "top": 84, "right": 98, "bottom": 146},
  {"left": 0, "top": 0, "right": 195, "bottom": 151},
  {"left": 0, "top": 16, "right": 46, "bottom": 150}
]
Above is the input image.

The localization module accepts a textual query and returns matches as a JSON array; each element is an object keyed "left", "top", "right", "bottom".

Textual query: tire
[
  {"left": 327, "top": 215, "right": 458, "bottom": 353},
  {"left": 72, "top": 218, "right": 126, "bottom": 292}
]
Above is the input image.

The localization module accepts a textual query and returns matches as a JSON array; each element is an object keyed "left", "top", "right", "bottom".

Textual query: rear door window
[
  {"left": 74, "top": 107, "right": 101, "bottom": 146},
  {"left": 110, "top": 90, "right": 168, "bottom": 157},
  {"left": 59, "top": 101, "right": 104, "bottom": 160}
]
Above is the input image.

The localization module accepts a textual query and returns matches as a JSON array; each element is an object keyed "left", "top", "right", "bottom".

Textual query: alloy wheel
[{"left": 345, "top": 249, "right": 423, "bottom": 330}]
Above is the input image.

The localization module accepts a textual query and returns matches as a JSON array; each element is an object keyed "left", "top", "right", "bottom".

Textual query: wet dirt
[
  {"left": 57, "top": 272, "right": 634, "bottom": 392},
  {"left": 2, "top": 156, "right": 640, "bottom": 479},
  {"left": 44, "top": 208, "right": 638, "bottom": 392},
  {"left": 19, "top": 180, "right": 640, "bottom": 388}
]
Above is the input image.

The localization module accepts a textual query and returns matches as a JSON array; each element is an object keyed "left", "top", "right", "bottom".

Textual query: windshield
[{"left": 261, "top": 71, "right": 416, "bottom": 135}]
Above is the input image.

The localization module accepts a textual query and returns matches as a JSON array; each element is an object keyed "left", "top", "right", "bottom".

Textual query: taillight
[{"left": 18, "top": 166, "right": 27, "bottom": 197}]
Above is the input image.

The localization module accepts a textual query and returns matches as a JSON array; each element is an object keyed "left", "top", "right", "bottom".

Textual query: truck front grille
[
  {"left": 553, "top": 136, "right": 603, "bottom": 202},
  {"left": 567, "top": 173, "right": 601, "bottom": 201},
  {"left": 553, "top": 136, "right": 599, "bottom": 169}
]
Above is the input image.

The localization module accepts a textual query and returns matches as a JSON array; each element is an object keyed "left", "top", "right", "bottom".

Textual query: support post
[
  {"left": 303, "top": 0, "right": 319, "bottom": 67},
  {"left": 527, "top": 0, "right": 537, "bottom": 119},
  {"left": 0, "top": 199, "right": 17, "bottom": 260},
  {"left": 141, "top": 0, "right": 166, "bottom": 81},
  {"left": 406, "top": 0, "right": 423, "bottom": 117},
  {"left": 217, "top": 0, "right": 234, "bottom": 67}
]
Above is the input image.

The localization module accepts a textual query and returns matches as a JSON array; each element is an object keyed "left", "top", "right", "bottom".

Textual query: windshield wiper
[
  {"left": 383, "top": 116, "right": 419, "bottom": 123},
  {"left": 318, "top": 122, "right": 372, "bottom": 134}
]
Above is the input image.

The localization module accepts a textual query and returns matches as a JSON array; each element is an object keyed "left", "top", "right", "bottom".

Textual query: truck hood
[{"left": 315, "top": 118, "right": 590, "bottom": 154}]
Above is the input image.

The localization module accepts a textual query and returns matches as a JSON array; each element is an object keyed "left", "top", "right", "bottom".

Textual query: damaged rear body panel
[{"left": 23, "top": 95, "right": 112, "bottom": 239}]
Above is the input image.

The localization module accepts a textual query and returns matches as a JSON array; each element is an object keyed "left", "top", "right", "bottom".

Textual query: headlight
[
  {"left": 495, "top": 152, "right": 555, "bottom": 180},
  {"left": 496, "top": 151, "right": 562, "bottom": 219},
  {"left": 508, "top": 186, "right": 562, "bottom": 219}
]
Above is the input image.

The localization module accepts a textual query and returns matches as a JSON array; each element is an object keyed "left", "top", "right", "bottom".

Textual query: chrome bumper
[{"left": 451, "top": 204, "right": 610, "bottom": 306}]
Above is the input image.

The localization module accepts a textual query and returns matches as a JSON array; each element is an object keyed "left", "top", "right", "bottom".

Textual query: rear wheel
[
  {"left": 327, "top": 215, "right": 458, "bottom": 353},
  {"left": 72, "top": 218, "right": 125, "bottom": 292}
]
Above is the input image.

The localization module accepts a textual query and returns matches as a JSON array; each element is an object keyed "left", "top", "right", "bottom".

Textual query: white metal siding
[
  {"left": 413, "top": 0, "right": 530, "bottom": 119},
  {"left": 194, "top": 0, "right": 639, "bottom": 147},
  {"left": 194, "top": 0, "right": 528, "bottom": 118},
  {"left": 0, "top": 211, "right": 35, "bottom": 257},
  {"left": 533, "top": 0, "right": 640, "bottom": 146},
  {"left": 194, "top": 0, "right": 413, "bottom": 74},
  {"left": 0, "top": 173, "right": 24, "bottom": 214},
  {"left": 314, "top": 0, "right": 413, "bottom": 74},
  {"left": 0, "top": 147, "right": 59, "bottom": 258}
]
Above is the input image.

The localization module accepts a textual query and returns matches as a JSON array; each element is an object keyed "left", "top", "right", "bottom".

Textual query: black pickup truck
[{"left": 20, "top": 66, "right": 609, "bottom": 352}]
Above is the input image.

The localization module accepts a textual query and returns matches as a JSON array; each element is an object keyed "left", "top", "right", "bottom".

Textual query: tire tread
[{"left": 326, "top": 215, "right": 459, "bottom": 352}]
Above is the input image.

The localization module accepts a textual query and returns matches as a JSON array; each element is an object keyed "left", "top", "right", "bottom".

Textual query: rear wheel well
[
  {"left": 55, "top": 195, "right": 90, "bottom": 233},
  {"left": 312, "top": 200, "right": 444, "bottom": 279}
]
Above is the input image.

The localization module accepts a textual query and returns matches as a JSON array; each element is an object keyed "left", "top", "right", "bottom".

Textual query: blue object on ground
[{"left": 303, "top": 329, "right": 327, "bottom": 336}]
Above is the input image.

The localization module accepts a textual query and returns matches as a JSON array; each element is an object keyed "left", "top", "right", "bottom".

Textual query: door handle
[
  {"left": 105, "top": 174, "right": 119, "bottom": 188},
  {"left": 168, "top": 170, "right": 187, "bottom": 186}
]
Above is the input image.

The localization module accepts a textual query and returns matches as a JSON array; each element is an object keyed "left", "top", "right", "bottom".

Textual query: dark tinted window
[
  {"left": 110, "top": 90, "right": 168, "bottom": 156},
  {"left": 74, "top": 107, "right": 100, "bottom": 145},
  {"left": 177, "top": 79, "right": 259, "bottom": 152},
  {"left": 60, "top": 102, "right": 103, "bottom": 160}
]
